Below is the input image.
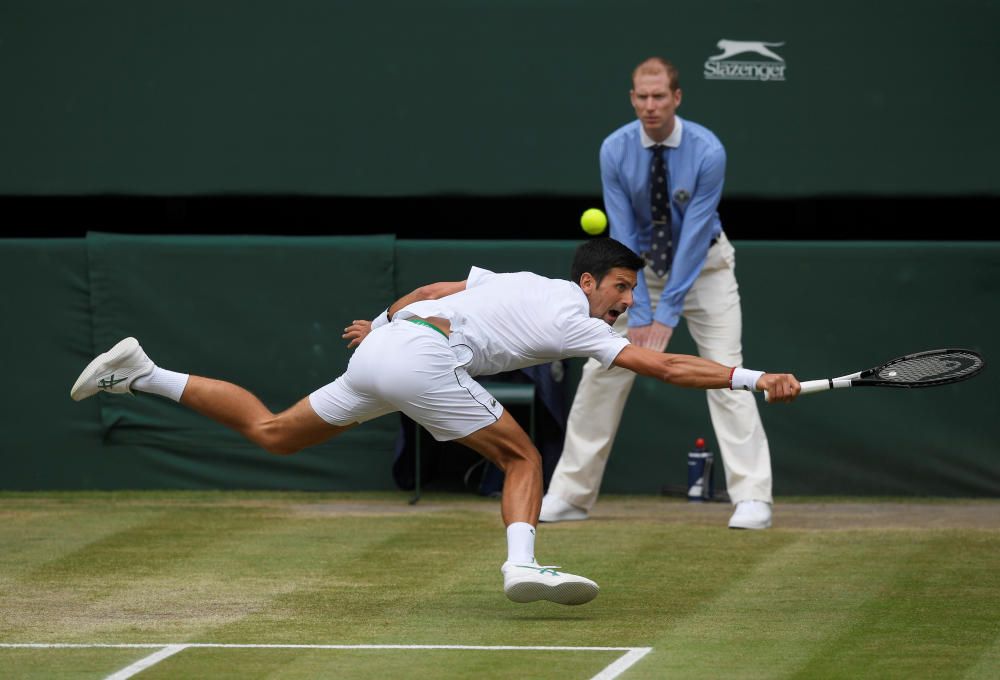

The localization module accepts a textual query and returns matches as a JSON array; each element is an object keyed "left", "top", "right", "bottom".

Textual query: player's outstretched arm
[{"left": 611, "top": 345, "right": 800, "bottom": 402}]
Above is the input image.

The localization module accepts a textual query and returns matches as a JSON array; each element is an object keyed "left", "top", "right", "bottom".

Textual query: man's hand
[
  {"left": 343, "top": 320, "right": 373, "bottom": 349},
  {"left": 628, "top": 321, "right": 673, "bottom": 353},
  {"left": 758, "top": 373, "right": 801, "bottom": 403}
]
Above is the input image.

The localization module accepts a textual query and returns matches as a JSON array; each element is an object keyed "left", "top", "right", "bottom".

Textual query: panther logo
[{"left": 709, "top": 40, "right": 785, "bottom": 63}]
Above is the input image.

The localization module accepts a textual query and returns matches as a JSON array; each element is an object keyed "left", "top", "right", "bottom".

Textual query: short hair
[
  {"left": 571, "top": 238, "right": 645, "bottom": 286},
  {"left": 631, "top": 56, "right": 680, "bottom": 92}
]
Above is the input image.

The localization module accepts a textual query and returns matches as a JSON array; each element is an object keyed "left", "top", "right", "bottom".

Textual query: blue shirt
[{"left": 599, "top": 116, "right": 725, "bottom": 328}]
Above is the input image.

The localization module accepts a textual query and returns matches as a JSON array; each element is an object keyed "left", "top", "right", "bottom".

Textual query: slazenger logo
[{"left": 704, "top": 39, "right": 787, "bottom": 82}]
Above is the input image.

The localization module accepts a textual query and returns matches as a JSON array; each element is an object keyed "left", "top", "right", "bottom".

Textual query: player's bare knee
[{"left": 497, "top": 443, "right": 541, "bottom": 472}]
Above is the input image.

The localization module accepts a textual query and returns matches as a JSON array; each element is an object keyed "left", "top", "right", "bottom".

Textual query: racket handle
[
  {"left": 800, "top": 379, "right": 839, "bottom": 395},
  {"left": 763, "top": 379, "right": 849, "bottom": 402}
]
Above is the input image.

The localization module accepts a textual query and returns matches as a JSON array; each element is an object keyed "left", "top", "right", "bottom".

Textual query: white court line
[
  {"left": 0, "top": 643, "right": 653, "bottom": 680},
  {"left": 104, "top": 645, "right": 187, "bottom": 680},
  {"left": 590, "top": 647, "right": 653, "bottom": 680}
]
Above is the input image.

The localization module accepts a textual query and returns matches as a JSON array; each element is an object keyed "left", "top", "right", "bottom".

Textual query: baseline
[{"left": 0, "top": 643, "right": 654, "bottom": 680}]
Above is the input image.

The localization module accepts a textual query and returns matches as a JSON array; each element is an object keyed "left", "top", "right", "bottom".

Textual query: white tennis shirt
[{"left": 395, "top": 267, "right": 630, "bottom": 377}]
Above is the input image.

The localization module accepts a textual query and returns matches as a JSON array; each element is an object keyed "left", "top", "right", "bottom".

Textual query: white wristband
[
  {"left": 370, "top": 309, "right": 391, "bottom": 330},
  {"left": 731, "top": 367, "right": 765, "bottom": 392}
]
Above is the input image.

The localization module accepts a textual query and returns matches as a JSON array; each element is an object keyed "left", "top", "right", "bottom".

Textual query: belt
[{"left": 642, "top": 233, "right": 721, "bottom": 269}]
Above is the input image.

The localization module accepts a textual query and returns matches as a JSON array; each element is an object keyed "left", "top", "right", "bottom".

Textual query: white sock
[
  {"left": 132, "top": 367, "right": 190, "bottom": 402},
  {"left": 506, "top": 522, "right": 536, "bottom": 564}
]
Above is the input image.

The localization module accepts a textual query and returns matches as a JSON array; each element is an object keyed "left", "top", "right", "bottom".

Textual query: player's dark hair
[{"left": 571, "top": 238, "right": 645, "bottom": 286}]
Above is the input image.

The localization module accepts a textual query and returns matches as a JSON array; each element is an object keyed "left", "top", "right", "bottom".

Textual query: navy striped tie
[{"left": 650, "top": 144, "right": 673, "bottom": 277}]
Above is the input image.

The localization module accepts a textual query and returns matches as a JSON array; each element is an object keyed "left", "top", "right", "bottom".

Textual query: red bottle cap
[{"left": 695, "top": 437, "right": 705, "bottom": 449}]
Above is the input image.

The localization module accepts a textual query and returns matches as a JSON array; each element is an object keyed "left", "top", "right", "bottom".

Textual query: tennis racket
[{"left": 765, "top": 348, "right": 985, "bottom": 402}]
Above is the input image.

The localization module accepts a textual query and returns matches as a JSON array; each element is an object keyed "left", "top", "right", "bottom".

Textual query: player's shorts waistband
[{"left": 406, "top": 317, "right": 448, "bottom": 339}]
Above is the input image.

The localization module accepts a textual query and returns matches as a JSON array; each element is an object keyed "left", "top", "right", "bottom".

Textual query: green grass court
[{"left": 1, "top": 492, "right": 998, "bottom": 679}]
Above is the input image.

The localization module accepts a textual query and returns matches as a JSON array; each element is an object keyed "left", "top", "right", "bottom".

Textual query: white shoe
[
  {"left": 501, "top": 561, "right": 599, "bottom": 605},
  {"left": 538, "top": 494, "right": 588, "bottom": 523},
  {"left": 728, "top": 500, "right": 773, "bottom": 530},
  {"left": 70, "top": 337, "right": 154, "bottom": 401}
]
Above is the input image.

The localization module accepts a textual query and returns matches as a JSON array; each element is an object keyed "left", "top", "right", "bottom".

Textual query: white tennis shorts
[{"left": 308, "top": 319, "right": 504, "bottom": 441}]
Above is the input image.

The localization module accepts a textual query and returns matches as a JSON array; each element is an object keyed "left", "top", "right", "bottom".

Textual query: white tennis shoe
[
  {"left": 70, "top": 337, "right": 154, "bottom": 401},
  {"left": 538, "top": 494, "right": 589, "bottom": 523},
  {"left": 501, "top": 561, "right": 599, "bottom": 605},
  {"left": 728, "top": 500, "right": 773, "bottom": 530}
]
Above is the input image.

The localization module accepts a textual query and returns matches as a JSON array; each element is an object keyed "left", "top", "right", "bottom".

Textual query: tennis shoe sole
[{"left": 502, "top": 562, "right": 599, "bottom": 605}]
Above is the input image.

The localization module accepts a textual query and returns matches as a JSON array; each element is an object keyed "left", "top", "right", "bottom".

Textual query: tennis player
[{"left": 70, "top": 238, "right": 800, "bottom": 606}]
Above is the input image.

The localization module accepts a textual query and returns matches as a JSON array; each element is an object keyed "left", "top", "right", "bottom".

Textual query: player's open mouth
[{"left": 607, "top": 309, "right": 621, "bottom": 322}]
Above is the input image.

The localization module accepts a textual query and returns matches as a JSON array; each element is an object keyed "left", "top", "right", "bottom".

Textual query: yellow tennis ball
[{"left": 580, "top": 208, "right": 608, "bottom": 235}]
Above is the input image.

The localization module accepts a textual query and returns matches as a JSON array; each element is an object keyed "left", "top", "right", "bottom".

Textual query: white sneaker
[
  {"left": 538, "top": 494, "right": 588, "bottom": 523},
  {"left": 501, "top": 561, "right": 599, "bottom": 605},
  {"left": 70, "top": 337, "right": 154, "bottom": 401},
  {"left": 728, "top": 500, "right": 773, "bottom": 530}
]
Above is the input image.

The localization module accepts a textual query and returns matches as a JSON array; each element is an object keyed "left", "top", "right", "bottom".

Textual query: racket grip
[
  {"left": 799, "top": 379, "right": 837, "bottom": 395},
  {"left": 763, "top": 379, "right": 838, "bottom": 403}
]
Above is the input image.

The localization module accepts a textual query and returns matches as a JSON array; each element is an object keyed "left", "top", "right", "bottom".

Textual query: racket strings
[{"left": 877, "top": 351, "right": 984, "bottom": 384}]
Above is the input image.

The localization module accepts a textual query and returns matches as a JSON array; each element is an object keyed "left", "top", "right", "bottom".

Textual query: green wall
[
  {"left": 1, "top": 235, "right": 399, "bottom": 490},
  {"left": 2, "top": 1, "right": 997, "bottom": 197},
  {"left": 1, "top": 236, "right": 997, "bottom": 495}
]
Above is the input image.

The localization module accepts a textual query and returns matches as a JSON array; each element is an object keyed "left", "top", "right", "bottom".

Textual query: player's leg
[
  {"left": 683, "top": 234, "right": 773, "bottom": 529},
  {"left": 181, "top": 378, "right": 354, "bottom": 454},
  {"left": 70, "top": 336, "right": 357, "bottom": 455},
  {"left": 454, "top": 411, "right": 599, "bottom": 606},
  {"left": 455, "top": 410, "right": 542, "bottom": 526},
  {"left": 541, "top": 310, "right": 637, "bottom": 521},
  {"left": 393, "top": 334, "right": 598, "bottom": 606}
]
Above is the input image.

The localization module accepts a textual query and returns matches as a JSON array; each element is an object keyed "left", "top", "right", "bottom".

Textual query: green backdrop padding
[
  {"left": 604, "top": 242, "right": 1000, "bottom": 497},
  {"left": 82, "top": 233, "right": 397, "bottom": 489},
  {"left": 1, "top": 237, "right": 997, "bottom": 494},
  {"left": 2, "top": 1, "right": 997, "bottom": 197},
  {"left": 0, "top": 240, "right": 106, "bottom": 486},
  {"left": 394, "top": 240, "right": 578, "bottom": 294}
]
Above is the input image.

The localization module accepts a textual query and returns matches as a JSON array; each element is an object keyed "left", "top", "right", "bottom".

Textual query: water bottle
[{"left": 687, "top": 437, "right": 715, "bottom": 502}]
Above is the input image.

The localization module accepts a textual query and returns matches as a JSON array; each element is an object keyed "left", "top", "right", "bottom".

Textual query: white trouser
[{"left": 547, "top": 233, "right": 772, "bottom": 508}]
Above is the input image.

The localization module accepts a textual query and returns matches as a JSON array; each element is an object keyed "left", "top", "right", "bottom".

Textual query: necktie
[{"left": 649, "top": 144, "right": 673, "bottom": 277}]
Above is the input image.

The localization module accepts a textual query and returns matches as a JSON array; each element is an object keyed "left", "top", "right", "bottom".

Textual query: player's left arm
[
  {"left": 387, "top": 280, "right": 467, "bottom": 318},
  {"left": 653, "top": 146, "right": 726, "bottom": 329},
  {"left": 343, "top": 280, "right": 468, "bottom": 348}
]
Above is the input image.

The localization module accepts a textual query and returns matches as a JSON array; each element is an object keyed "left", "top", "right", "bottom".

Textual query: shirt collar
[{"left": 640, "top": 116, "right": 683, "bottom": 149}]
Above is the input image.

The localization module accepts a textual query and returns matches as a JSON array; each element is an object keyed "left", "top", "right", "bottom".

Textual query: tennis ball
[{"left": 580, "top": 208, "right": 608, "bottom": 235}]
